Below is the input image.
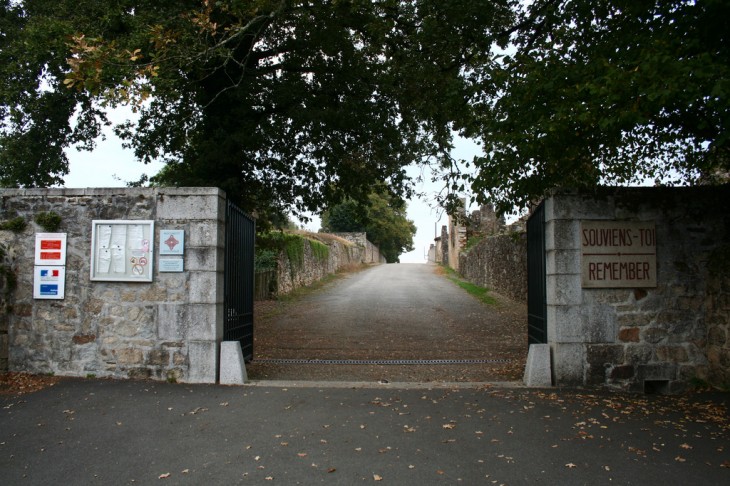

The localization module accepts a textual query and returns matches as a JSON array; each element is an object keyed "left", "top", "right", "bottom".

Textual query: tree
[
  {"left": 321, "top": 189, "right": 416, "bottom": 263},
  {"left": 1, "top": 0, "right": 514, "bottom": 217},
  {"left": 464, "top": 0, "right": 730, "bottom": 215}
]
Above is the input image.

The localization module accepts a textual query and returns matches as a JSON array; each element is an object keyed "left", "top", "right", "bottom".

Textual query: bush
[{"left": 34, "top": 212, "right": 62, "bottom": 232}]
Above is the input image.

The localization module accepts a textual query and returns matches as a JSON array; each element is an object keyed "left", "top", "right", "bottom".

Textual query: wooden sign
[{"left": 581, "top": 221, "right": 657, "bottom": 288}]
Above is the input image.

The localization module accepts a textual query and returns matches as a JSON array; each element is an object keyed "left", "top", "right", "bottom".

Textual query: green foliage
[
  {"left": 254, "top": 248, "right": 279, "bottom": 272},
  {"left": 34, "top": 211, "right": 62, "bottom": 232},
  {"left": 321, "top": 200, "right": 367, "bottom": 233},
  {"left": 309, "top": 240, "right": 329, "bottom": 263},
  {"left": 257, "top": 232, "right": 305, "bottom": 269},
  {"left": 321, "top": 187, "right": 417, "bottom": 263},
  {"left": 0, "top": 217, "right": 27, "bottom": 233},
  {"left": 463, "top": 0, "right": 730, "bottom": 215},
  {"left": 1, "top": 0, "right": 514, "bottom": 218}
]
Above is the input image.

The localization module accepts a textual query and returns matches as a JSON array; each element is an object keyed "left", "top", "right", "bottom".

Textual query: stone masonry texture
[
  {"left": 0, "top": 187, "right": 225, "bottom": 383},
  {"left": 545, "top": 186, "right": 730, "bottom": 391},
  {"left": 458, "top": 232, "right": 528, "bottom": 303}
]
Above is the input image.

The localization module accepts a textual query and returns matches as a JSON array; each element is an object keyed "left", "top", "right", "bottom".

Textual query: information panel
[
  {"left": 581, "top": 221, "right": 657, "bottom": 288},
  {"left": 90, "top": 220, "right": 154, "bottom": 282},
  {"left": 33, "top": 266, "right": 66, "bottom": 299},
  {"left": 34, "top": 233, "right": 67, "bottom": 266}
]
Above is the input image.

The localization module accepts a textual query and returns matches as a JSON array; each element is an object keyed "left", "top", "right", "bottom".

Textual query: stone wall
[
  {"left": 0, "top": 242, "right": 9, "bottom": 372},
  {"left": 0, "top": 187, "right": 225, "bottom": 383},
  {"left": 447, "top": 211, "right": 467, "bottom": 272},
  {"left": 332, "top": 232, "right": 386, "bottom": 264},
  {"left": 545, "top": 186, "right": 730, "bottom": 392},
  {"left": 458, "top": 232, "right": 528, "bottom": 303},
  {"left": 275, "top": 233, "right": 367, "bottom": 295}
]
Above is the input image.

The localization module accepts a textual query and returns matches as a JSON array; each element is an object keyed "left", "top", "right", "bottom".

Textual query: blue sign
[{"left": 39, "top": 284, "right": 59, "bottom": 296}]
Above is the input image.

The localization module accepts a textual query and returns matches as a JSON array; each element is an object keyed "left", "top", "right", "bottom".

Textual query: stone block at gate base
[
  {"left": 220, "top": 341, "right": 247, "bottom": 385},
  {"left": 523, "top": 344, "right": 552, "bottom": 387}
]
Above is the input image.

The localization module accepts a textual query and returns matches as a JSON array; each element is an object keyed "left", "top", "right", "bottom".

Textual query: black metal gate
[
  {"left": 527, "top": 202, "right": 547, "bottom": 345},
  {"left": 223, "top": 200, "right": 255, "bottom": 361}
]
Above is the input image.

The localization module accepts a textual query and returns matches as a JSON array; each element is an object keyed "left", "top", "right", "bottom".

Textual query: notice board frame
[{"left": 90, "top": 220, "right": 155, "bottom": 282}]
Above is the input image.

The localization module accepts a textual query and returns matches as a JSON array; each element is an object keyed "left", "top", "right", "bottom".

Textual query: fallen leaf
[
  {"left": 374, "top": 474, "right": 383, "bottom": 481},
  {"left": 674, "top": 456, "right": 686, "bottom": 463},
  {"left": 679, "top": 443, "right": 693, "bottom": 450},
  {"left": 298, "top": 453, "right": 308, "bottom": 458},
  {"left": 565, "top": 463, "right": 577, "bottom": 469},
  {"left": 442, "top": 423, "right": 456, "bottom": 429},
  {"left": 265, "top": 476, "right": 273, "bottom": 480},
  {"left": 327, "top": 468, "right": 336, "bottom": 473},
  {"left": 158, "top": 473, "right": 171, "bottom": 479}
]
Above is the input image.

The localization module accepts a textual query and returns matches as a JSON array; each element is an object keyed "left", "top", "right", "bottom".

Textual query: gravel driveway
[{"left": 248, "top": 264, "right": 527, "bottom": 383}]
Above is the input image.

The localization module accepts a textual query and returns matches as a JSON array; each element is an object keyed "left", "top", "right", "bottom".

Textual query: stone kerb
[
  {"left": 545, "top": 186, "right": 730, "bottom": 392},
  {"left": 0, "top": 187, "right": 226, "bottom": 384}
]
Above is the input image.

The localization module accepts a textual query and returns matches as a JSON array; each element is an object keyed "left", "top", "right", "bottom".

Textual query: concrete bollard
[
  {"left": 219, "top": 341, "right": 248, "bottom": 385},
  {"left": 523, "top": 343, "right": 552, "bottom": 387}
]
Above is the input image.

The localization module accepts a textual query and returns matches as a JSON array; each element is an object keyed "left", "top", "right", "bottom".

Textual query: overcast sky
[{"left": 62, "top": 108, "right": 483, "bottom": 264}]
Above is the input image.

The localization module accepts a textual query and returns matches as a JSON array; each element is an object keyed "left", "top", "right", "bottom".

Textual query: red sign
[
  {"left": 40, "top": 240, "right": 62, "bottom": 250},
  {"left": 34, "top": 233, "right": 67, "bottom": 266}
]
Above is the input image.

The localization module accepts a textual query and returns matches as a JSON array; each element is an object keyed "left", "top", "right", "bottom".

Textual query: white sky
[{"left": 62, "top": 108, "right": 483, "bottom": 264}]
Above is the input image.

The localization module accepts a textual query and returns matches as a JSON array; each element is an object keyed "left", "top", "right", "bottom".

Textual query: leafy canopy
[
  {"left": 321, "top": 188, "right": 416, "bottom": 263},
  {"left": 465, "top": 0, "right": 730, "bottom": 215},
  {"left": 4, "top": 1, "right": 726, "bottom": 218},
  {"left": 0, "top": 0, "right": 514, "bottom": 217}
]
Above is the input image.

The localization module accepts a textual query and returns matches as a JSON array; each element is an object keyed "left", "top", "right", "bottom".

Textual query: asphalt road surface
[{"left": 249, "top": 264, "right": 526, "bottom": 382}]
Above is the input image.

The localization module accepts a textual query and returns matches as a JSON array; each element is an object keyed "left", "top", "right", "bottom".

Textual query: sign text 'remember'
[{"left": 581, "top": 221, "right": 657, "bottom": 288}]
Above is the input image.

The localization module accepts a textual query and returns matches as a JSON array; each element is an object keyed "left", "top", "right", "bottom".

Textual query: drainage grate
[{"left": 253, "top": 358, "right": 512, "bottom": 365}]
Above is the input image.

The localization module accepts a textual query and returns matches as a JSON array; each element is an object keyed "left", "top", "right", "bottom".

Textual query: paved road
[
  {"left": 250, "top": 264, "right": 526, "bottom": 382},
  {"left": 1, "top": 379, "right": 728, "bottom": 485}
]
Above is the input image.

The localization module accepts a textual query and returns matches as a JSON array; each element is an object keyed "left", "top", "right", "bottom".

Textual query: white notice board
[{"left": 90, "top": 220, "right": 154, "bottom": 282}]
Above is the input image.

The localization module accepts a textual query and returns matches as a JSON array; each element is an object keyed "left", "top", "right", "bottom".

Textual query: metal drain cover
[{"left": 253, "top": 358, "right": 511, "bottom": 365}]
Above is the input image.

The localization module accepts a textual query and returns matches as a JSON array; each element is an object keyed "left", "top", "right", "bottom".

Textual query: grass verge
[{"left": 437, "top": 265, "right": 498, "bottom": 306}]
